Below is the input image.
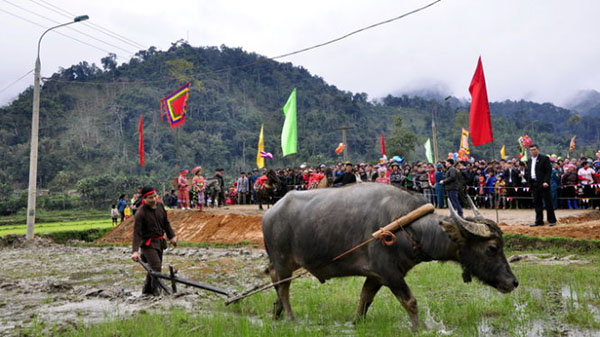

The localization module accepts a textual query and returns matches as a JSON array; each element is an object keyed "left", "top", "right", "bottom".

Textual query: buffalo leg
[
  {"left": 354, "top": 277, "right": 382, "bottom": 322},
  {"left": 390, "top": 280, "right": 419, "bottom": 332},
  {"left": 268, "top": 265, "right": 284, "bottom": 319},
  {"left": 276, "top": 274, "right": 294, "bottom": 320}
]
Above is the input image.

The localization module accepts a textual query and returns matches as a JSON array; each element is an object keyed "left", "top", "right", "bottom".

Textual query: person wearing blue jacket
[
  {"left": 550, "top": 162, "right": 562, "bottom": 209},
  {"left": 117, "top": 194, "right": 127, "bottom": 224}
]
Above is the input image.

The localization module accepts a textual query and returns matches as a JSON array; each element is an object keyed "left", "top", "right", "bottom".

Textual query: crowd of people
[
  {"left": 124, "top": 146, "right": 599, "bottom": 296},
  {"left": 113, "top": 148, "right": 600, "bottom": 224}
]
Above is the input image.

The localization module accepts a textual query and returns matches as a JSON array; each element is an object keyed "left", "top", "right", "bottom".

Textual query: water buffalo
[{"left": 262, "top": 183, "right": 518, "bottom": 331}]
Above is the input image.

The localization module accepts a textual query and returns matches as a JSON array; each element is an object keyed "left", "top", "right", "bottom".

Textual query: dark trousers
[
  {"left": 531, "top": 183, "right": 556, "bottom": 225},
  {"left": 506, "top": 184, "right": 517, "bottom": 209},
  {"left": 141, "top": 246, "right": 163, "bottom": 295},
  {"left": 436, "top": 187, "right": 445, "bottom": 208},
  {"left": 448, "top": 190, "right": 463, "bottom": 217},
  {"left": 212, "top": 191, "right": 225, "bottom": 207}
]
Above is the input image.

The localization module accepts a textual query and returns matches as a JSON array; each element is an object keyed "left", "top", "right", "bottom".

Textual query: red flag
[
  {"left": 138, "top": 115, "right": 145, "bottom": 167},
  {"left": 468, "top": 57, "right": 493, "bottom": 146},
  {"left": 380, "top": 133, "right": 386, "bottom": 156}
]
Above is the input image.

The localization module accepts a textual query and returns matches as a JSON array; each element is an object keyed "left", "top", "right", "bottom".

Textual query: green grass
[
  {"left": 0, "top": 219, "right": 114, "bottom": 236},
  {"left": 24, "top": 250, "right": 600, "bottom": 337},
  {"left": 0, "top": 208, "right": 106, "bottom": 226},
  {"left": 4, "top": 215, "right": 599, "bottom": 336},
  {"left": 504, "top": 233, "right": 600, "bottom": 254}
]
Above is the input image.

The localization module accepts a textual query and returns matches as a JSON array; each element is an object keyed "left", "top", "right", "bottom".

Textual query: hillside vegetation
[{"left": 1, "top": 41, "right": 599, "bottom": 208}]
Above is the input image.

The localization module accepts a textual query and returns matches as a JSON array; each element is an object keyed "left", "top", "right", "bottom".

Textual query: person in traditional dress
[
  {"left": 131, "top": 186, "right": 177, "bottom": 296},
  {"left": 177, "top": 169, "right": 190, "bottom": 209},
  {"left": 375, "top": 166, "right": 390, "bottom": 184},
  {"left": 191, "top": 166, "right": 206, "bottom": 210}
]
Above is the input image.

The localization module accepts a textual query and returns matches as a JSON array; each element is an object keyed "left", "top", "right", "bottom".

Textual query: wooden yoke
[{"left": 372, "top": 204, "right": 435, "bottom": 240}]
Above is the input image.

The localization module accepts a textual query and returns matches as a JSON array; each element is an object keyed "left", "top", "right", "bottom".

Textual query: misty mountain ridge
[{"left": 564, "top": 89, "right": 600, "bottom": 116}]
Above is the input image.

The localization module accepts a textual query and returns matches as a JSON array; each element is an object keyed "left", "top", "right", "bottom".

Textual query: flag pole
[
  {"left": 432, "top": 116, "right": 439, "bottom": 163},
  {"left": 492, "top": 140, "right": 499, "bottom": 224}
]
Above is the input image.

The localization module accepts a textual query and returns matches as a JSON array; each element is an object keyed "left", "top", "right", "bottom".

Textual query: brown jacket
[{"left": 132, "top": 202, "right": 175, "bottom": 252}]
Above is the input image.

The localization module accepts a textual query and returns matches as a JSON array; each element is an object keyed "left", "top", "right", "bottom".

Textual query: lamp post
[{"left": 26, "top": 15, "right": 89, "bottom": 240}]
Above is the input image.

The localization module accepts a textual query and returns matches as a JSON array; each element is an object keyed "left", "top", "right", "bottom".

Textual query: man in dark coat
[
  {"left": 333, "top": 162, "right": 356, "bottom": 186},
  {"left": 441, "top": 159, "right": 463, "bottom": 217},
  {"left": 131, "top": 186, "right": 177, "bottom": 295},
  {"left": 211, "top": 168, "right": 226, "bottom": 207},
  {"left": 503, "top": 161, "right": 520, "bottom": 209},
  {"left": 526, "top": 144, "right": 557, "bottom": 226}
]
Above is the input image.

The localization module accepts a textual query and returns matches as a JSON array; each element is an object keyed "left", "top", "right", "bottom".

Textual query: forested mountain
[
  {"left": 1, "top": 41, "right": 599, "bottom": 199},
  {"left": 565, "top": 89, "right": 600, "bottom": 116}
]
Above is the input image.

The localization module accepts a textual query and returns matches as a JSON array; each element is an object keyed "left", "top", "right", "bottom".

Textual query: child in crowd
[
  {"left": 495, "top": 176, "right": 507, "bottom": 209},
  {"left": 124, "top": 205, "right": 132, "bottom": 219},
  {"left": 110, "top": 204, "right": 119, "bottom": 226},
  {"left": 477, "top": 175, "right": 486, "bottom": 207}
]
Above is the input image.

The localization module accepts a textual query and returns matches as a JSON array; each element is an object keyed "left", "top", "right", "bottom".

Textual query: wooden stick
[{"left": 372, "top": 204, "right": 435, "bottom": 239}]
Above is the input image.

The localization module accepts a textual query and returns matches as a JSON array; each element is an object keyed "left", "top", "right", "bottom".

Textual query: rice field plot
[
  {"left": 0, "top": 218, "right": 113, "bottom": 237},
  {"left": 17, "top": 247, "right": 598, "bottom": 337}
]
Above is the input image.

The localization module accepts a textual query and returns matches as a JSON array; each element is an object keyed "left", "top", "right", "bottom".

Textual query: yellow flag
[
  {"left": 257, "top": 124, "right": 265, "bottom": 169},
  {"left": 459, "top": 128, "right": 470, "bottom": 154},
  {"left": 500, "top": 145, "right": 506, "bottom": 160}
]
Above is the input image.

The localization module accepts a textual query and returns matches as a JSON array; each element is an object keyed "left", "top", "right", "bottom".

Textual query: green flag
[
  {"left": 281, "top": 88, "right": 297, "bottom": 156},
  {"left": 424, "top": 138, "right": 433, "bottom": 163}
]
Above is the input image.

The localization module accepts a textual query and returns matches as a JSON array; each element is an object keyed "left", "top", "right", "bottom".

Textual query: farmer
[{"left": 131, "top": 186, "right": 177, "bottom": 296}]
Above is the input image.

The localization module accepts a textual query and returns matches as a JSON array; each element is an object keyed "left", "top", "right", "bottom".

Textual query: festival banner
[
  {"left": 160, "top": 82, "right": 191, "bottom": 128},
  {"left": 281, "top": 88, "right": 298, "bottom": 156},
  {"left": 424, "top": 138, "right": 433, "bottom": 163},
  {"left": 138, "top": 115, "right": 144, "bottom": 167},
  {"left": 458, "top": 128, "right": 470, "bottom": 160},
  {"left": 518, "top": 135, "right": 532, "bottom": 162},
  {"left": 257, "top": 124, "right": 265, "bottom": 169},
  {"left": 569, "top": 136, "right": 576, "bottom": 152},
  {"left": 469, "top": 57, "right": 493, "bottom": 146},
  {"left": 380, "top": 133, "right": 386, "bottom": 156},
  {"left": 500, "top": 145, "right": 506, "bottom": 160}
]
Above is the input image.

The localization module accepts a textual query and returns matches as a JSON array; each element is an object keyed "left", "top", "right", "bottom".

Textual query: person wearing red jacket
[{"left": 308, "top": 171, "right": 325, "bottom": 189}]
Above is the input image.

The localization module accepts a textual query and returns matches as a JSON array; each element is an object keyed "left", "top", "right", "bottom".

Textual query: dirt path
[{"left": 100, "top": 205, "right": 600, "bottom": 244}]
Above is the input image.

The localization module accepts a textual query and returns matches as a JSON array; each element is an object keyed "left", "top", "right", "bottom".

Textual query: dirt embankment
[
  {"left": 499, "top": 210, "right": 600, "bottom": 240},
  {"left": 98, "top": 207, "right": 263, "bottom": 245},
  {"left": 99, "top": 205, "right": 600, "bottom": 244}
]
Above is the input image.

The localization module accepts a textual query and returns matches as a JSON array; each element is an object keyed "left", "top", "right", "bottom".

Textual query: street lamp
[{"left": 26, "top": 15, "right": 89, "bottom": 240}]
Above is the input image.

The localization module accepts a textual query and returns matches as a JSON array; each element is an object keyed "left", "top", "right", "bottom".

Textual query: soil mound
[
  {"left": 97, "top": 208, "right": 263, "bottom": 245},
  {"left": 98, "top": 205, "right": 600, "bottom": 244},
  {"left": 499, "top": 210, "right": 600, "bottom": 240}
]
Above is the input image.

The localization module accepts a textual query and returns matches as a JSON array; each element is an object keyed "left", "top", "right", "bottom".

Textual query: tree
[
  {"left": 166, "top": 58, "right": 194, "bottom": 82},
  {"left": 101, "top": 53, "right": 117, "bottom": 72},
  {"left": 388, "top": 115, "right": 418, "bottom": 161}
]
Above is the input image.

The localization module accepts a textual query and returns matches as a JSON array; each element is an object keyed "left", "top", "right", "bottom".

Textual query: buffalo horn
[
  {"left": 467, "top": 196, "right": 485, "bottom": 221},
  {"left": 447, "top": 198, "right": 492, "bottom": 238}
]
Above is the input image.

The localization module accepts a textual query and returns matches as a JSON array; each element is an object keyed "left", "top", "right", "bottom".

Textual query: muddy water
[{"left": 0, "top": 242, "right": 269, "bottom": 336}]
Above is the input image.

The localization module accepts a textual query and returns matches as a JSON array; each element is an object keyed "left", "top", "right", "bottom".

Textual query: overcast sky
[{"left": 1, "top": 0, "right": 598, "bottom": 108}]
